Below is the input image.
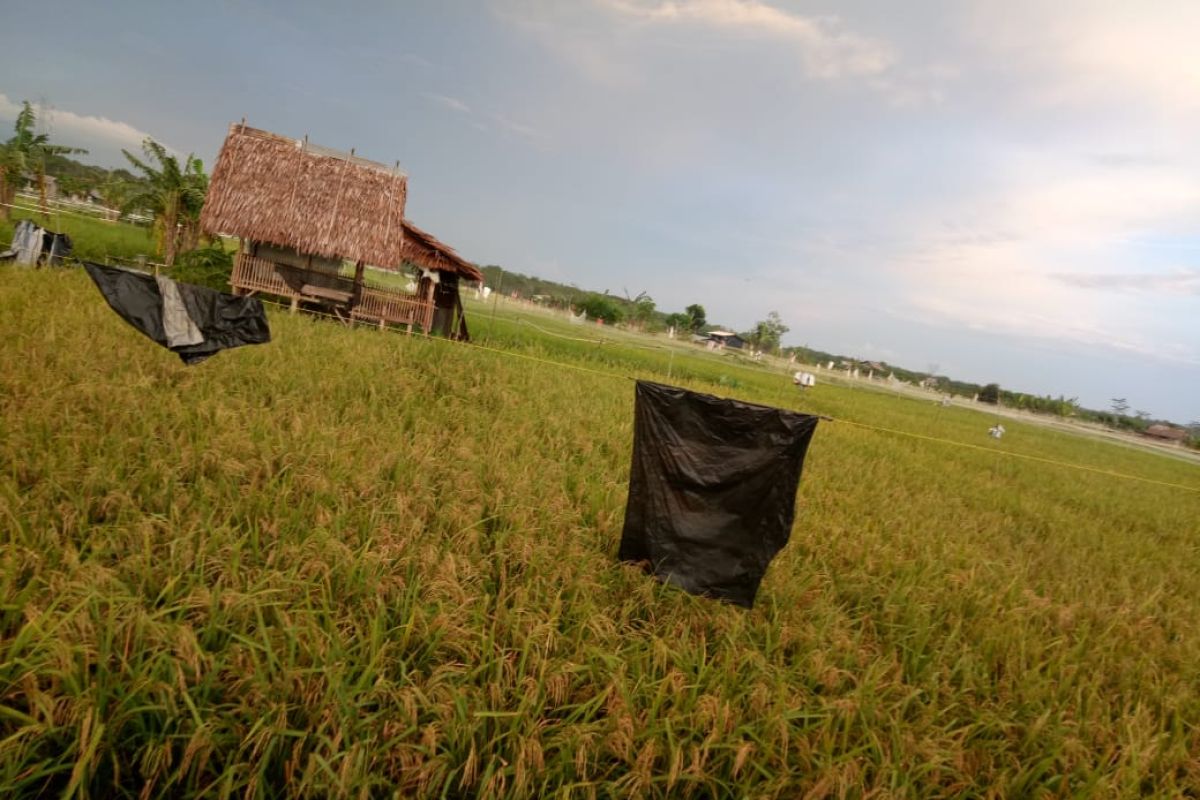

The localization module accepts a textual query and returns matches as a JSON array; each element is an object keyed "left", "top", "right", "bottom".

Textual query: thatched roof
[
  {"left": 1145, "top": 424, "right": 1188, "bottom": 442},
  {"left": 201, "top": 124, "right": 409, "bottom": 269},
  {"left": 402, "top": 220, "right": 483, "bottom": 283}
]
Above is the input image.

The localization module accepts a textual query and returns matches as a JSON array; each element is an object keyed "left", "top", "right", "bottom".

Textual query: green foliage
[
  {"left": 0, "top": 101, "right": 86, "bottom": 218},
  {"left": 0, "top": 200, "right": 154, "bottom": 263},
  {"left": 742, "top": 310, "right": 789, "bottom": 353},
  {"left": 663, "top": 311, "right": 690, "bottom": 332},
  {"left": 477, "top": 265, "right": 586, "bottom": 308},
  {"left": 576, "top": 293, "right": 625, "bottom": 324},
  {"left": 98, "top": 174, "right": 135, "bottom": 215},
  {"left": 170, "top": 244, "right": 234, "bottom": 290},
  {"left": 979, "top": 382, "right": 1001, "bottom": 404},
  {"left": 43, "top": 150, "right": 139, "bottom": 187},
  {"left": 121, "top": 139, "right": 208, "bottom": 265},
  {"left": 55, "top": 174, "right": 89, "bottom": 199},
  {"left": 685, "top": 303, "right": 707, "bottom": 332},
  {"left": 629, "top": 292, "right": 657, "bottom": 329}
]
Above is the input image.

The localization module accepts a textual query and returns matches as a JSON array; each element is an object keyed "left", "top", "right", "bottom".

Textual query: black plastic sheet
[
  {"left": 618, "top": 381, "right": 819, "bottom": 608},
  {"left": 84, "top": 262, "right": 271, "bottom": 364}
]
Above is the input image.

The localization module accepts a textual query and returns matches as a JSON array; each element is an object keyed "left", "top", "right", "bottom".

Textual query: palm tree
[
  {"left": 0, "top": 101, "right": 87, "bottom": 218},
  {"left": 121, "top": 139, "right": 208, "bottom": 266}
]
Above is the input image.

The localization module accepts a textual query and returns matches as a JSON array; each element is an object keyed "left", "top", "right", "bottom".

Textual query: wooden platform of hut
[{"left": 200, "top": 124, "right": 482, "bottom": 338}]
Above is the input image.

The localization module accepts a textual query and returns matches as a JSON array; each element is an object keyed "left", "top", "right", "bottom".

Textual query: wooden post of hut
[{"left": 351, "top": 259, "right": 365, "bottom": 306}]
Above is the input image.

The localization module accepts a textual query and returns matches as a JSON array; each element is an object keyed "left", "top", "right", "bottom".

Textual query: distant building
[
  {"left": 707, "top": 330, "right": 745, "bottom": 349},
  {"left": 1144, "top": 424, "right": 1188, "bottom": 443}
]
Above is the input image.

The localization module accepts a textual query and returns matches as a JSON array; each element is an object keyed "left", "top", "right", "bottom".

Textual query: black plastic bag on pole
[{"left": 618, "top": 381, "right": 819, "bottom": 608}]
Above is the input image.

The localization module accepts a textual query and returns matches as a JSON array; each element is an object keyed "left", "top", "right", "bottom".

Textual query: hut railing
[
  {"left": 231, "top": 252, "right": 296, "bottom": 298},
  {"left": 352, "top": 285, "right": 434, "bottom": 332},
  {"left": 232, "top": 251, "right": 435, "bottom": 332}
]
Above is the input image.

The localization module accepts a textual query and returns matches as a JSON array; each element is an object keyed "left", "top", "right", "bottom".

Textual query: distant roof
[
  {"left": 708, "top": 330, "right": 739, "bottom": 337},
  {"left": 201, "top": 123, "right": 409, "bottom": 269},
  {"left": 1145, "top": 424, "right": 1188, "bottom": 441}
]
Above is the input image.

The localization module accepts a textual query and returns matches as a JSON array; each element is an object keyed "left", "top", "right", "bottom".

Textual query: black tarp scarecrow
[
  {"left": 84, "top": 262, "right": 270, "bottom": 364},
  {"left": 619, "top": 381, "right": 819, "bottom": 608}
]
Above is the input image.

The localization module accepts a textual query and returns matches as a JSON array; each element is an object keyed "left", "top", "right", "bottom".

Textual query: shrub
[{"left": 170, "top": 245, "right": 233, "bottom": 291}]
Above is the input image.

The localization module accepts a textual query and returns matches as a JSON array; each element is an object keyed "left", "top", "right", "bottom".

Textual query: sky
[{"left": 2, "top": 0, "right": 1198, "bottom": 422}]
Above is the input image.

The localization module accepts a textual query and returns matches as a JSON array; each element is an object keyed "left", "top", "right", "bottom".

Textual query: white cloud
[
  {"left": 888, "top": 159, "right": 1200, "bottom": 365},
  {"left": 493, "top": 113, "right": 542, "bottom": 139},
  {"left": 423, "top": 92, "right": 471, "bottom": 114},
  {"left": 598, "top": 0, "right": 894, "bottom": 79},
  {"left": 0, "top": 93, "right": 160, "bottom": 152},
  {"left": 419, "top": 91, "right": 541, "bottom": 139},
  {"left": 1054, "top": 269, "right": 1200, "bottom": 295},
  {"left": 494, "top": 0, "right": 910, "bottom": 93},
  {"left": 960, "top": 1, "right": 1200, "bottom": 117}
]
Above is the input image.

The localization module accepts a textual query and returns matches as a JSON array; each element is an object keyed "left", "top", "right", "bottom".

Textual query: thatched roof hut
[
  {"left": 201, "top": 124, "right": 409, "bottom": 269},
  {"left": 207, "top": 121, "right": 482, "bottom": 339},
  {"left": 203, "top": 123, "right": 482, "bottom": 284}
]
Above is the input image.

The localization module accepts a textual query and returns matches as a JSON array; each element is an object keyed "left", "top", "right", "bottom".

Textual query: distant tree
[
  {"left": 1110, "top": 398, "right": 1130, "bottom": 415},
  {"left": 0, "top": 139, "right": 26, "bottom": 218},
  {"left": 0, "top": 101, "right": 88, "bottom": 218},
  {"left": 664, "top": 312, "right": 690, "bottom": 332},
  {"left": 629, "top": 292, "right": 656, "bottom": 329},
  {"left": 979, "top": 383, "right": 1001, "bottom": 404},
  {"left": 1135, "top": 409, "right": 1151, "bottom": 421},
  {"left": 1055, "top": 396, "right": 1079, "bottom": 417},
  {"left": 122, "top": 139, "right": 208, "bottom": 266},
  {"left": 743, "top": 311, "right": 789, "bottom": 353},
  {"left": 1188, "top": 422, "right": 1200, "bottom": 448},
  {"left": 576, "top": 294, "right": 624, "bottom": 325},
  {"left": 98, "top": 175, "right": 133, "bottom": 219},
  {"left": 685, "top": 303, "right": 707, "bottom": 333},
  {"left": 56, "top": 175, "right": 89, "bottom": 200},
  {"left": 172, "top": 244, "right": 234, "bottom": 291}
]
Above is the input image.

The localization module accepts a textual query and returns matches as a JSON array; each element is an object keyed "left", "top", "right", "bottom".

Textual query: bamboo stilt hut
[{"left": 200, "top": 123, "right": 481, "bottom": 337}]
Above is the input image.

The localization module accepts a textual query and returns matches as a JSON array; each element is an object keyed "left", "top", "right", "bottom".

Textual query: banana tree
[
  {"left": 0, "top": 101, "right": 87, "bottom": 218},
  {"left": 121, "top": 139, "right": 208, "bottom": 266}
]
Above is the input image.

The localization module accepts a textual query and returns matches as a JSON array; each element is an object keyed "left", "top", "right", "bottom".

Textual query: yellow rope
[
  {"left": 452, "top": 334, "right": 639, "bottom": 381},
  {"left": 256, "top": 299, "right": 1200, "bottom": 495}
]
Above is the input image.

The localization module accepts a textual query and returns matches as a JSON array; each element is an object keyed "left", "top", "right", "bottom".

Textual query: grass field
[
  {"left": 2, "top": 265, "right": 1199, "bottom": 798},
  {"left": 1, "top": 200, "right": 156, "bottom": 265}
]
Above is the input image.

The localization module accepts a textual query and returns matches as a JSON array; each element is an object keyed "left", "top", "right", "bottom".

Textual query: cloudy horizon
[{"left": 2, "top": 0, "right": 1197, "bottom": 422}]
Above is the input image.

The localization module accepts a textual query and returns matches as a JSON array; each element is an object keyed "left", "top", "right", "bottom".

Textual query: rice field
[{"left": 2, "top": 266, "right": 1199, "bottom": 798}]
